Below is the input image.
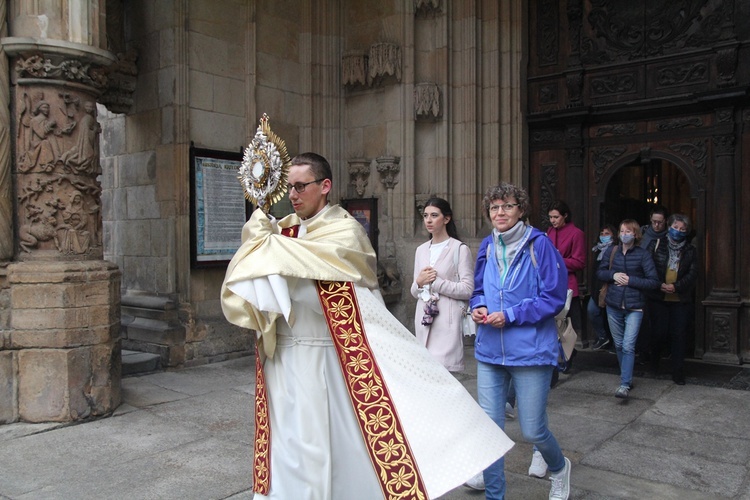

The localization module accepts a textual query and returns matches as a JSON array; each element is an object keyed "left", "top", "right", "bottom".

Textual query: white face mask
[{"left": 620, "top": 233, "right": 635, "bottom": 245}]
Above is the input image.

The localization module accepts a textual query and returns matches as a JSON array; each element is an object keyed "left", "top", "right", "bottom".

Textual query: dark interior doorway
[
  {"left": 602, "top": 159, "right": 694, "bottom": 230},
  {"left": 600, "top": 158, "right": 698, "bottom": 359}
]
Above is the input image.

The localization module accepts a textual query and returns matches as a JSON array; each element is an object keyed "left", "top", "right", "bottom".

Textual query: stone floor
[{"left": 1, "top": 347, "right": 749, "bottom": 499}]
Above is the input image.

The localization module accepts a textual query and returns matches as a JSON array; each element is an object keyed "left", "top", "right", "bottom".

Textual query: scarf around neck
[
  {"left": 666, "top": 236, "right": 686, "bottom": 271},
  {"left": 493, "top": 221, "right": 527, "bottom": 285},
  {"left": 592, "top": 240, "right": 613, "bottom": 261}
]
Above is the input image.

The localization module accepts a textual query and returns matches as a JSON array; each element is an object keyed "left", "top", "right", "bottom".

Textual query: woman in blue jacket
[
  {"left": 597, "top": 219, "right": 660, "bottom": 399},
  {"left": 468, "top": 182, "right": 571, "bottom": 500}
]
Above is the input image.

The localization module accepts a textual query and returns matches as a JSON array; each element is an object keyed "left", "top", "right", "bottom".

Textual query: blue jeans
[
  {"left": 587, "top": 296, "right": 608, "bottom": 342},
  {"left": 606, "top": 307, "right": 643, "bottom": 387},
  {"left": 477, "top": 362, "right": 565, "bottom": 499}
]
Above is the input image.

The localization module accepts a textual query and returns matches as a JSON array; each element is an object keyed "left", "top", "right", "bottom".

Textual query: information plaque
[{"left": 190, "top": 146, "right": 251, "bottom": 268}]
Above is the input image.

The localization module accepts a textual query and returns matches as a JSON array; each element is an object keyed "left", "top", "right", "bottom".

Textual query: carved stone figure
[
  {"left": 61, "top": 101, "right": 101, "bottom": 175},
  {"left": 58, "top": 190, "right": 92, "bottom": 255},
  {"left": 18, "top": 100, "right": 62, "bottom": 172},
  {"left": 18, "top": 203, "right": 59, "bottom": 253}
]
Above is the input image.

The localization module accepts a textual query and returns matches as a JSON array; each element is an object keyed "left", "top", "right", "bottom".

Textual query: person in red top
[{"left": 547, "top": 200, "right": 587, "bottom": 351}]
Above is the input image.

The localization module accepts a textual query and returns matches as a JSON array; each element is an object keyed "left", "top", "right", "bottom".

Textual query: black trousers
[{"left": 648, "top": 300, "right": 693, "bottom": 377}]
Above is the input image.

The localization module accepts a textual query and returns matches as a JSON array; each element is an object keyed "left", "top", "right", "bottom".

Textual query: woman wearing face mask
[
  {"left": 597, "top": 220, "right": 660, "bottom": 399},
  {"left": 410, "top": 197, "right": 474, "bottom": 372},
  {"left": 588, "top": 224, "right": 617, "bottom": 351},
  {"left": 645, "top": 214, "right": 697, "bottom": 385}
]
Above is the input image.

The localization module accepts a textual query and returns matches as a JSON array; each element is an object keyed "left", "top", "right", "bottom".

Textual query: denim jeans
[
  {"left": 587, "top": 296, "right": 607, "bottom": 342},
  {"left": 477, "top": 361, "right": 565, "bottom": 499},
  {"left": 606, "top": 306, "right": 643, "bottom": 387}
]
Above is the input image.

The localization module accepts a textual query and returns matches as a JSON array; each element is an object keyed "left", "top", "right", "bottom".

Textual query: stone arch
[
  {"left": 595, "top": 148, "right": 705, "bottom": 201},
  {"left": 589, "top": 145, "right": 708, "bottom": 358}
]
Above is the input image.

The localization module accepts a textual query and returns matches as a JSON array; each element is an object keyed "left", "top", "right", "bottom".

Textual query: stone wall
[
  {"left": 0, "top": 263, "right": 16, "bottom": 423},
  {"left": 4, "top": 261, "right": 121, "bottom": 423},
  {"left": 97, "top": 0, "right": 527, "bottom": 361},
  {"left": 100, "top": 0, "right": 255, "bottom": 366}
]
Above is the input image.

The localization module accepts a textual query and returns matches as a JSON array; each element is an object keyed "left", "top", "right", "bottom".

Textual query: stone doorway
[
  {"left": 599, "top": 157, "right": 703, "bottom": 359},
  {"left": 602, "top": 159, "right": 695, "bottom": 230}
]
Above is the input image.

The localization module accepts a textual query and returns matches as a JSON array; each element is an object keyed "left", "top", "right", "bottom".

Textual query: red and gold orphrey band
[
  {"left": 252, "top": 224, "right": 297, "bottom": 494},
  {"left": 252, "top": 344, "right": 271, "bottom": 494},
  {"left": 316, "top": 280, "right": 428, "bottom": 500}
]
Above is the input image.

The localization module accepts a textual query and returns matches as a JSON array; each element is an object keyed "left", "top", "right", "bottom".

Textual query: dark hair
[
  {"left": 291, "top": 152, "right": 333, "bottom": 183},
  {"left": 548, "top": 200, "right": 571, "bottom": 222},
  {"left": 599, "top": 224, "right": 618, "bottom": 244},
  {"left": 649, "top": 205, "right": 668, "bottom": 219},
  {"left": 424, "top": 197, "right": 460, "bottom": 240},
  {"left": 482, "top": 182, "right": 530, "bottom": 221}
]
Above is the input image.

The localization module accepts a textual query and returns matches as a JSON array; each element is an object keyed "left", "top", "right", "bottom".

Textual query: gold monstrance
[{"left": 238, "top": 114, "right": 290, "bottom": 213}]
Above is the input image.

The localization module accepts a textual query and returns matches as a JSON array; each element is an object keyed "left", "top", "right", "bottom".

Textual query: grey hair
[
  {"left": 482, "top": 182, "right": 530, "bottom": 220},
  {"left": 667, "top": 213, "right": 691, "bottom": 233}
]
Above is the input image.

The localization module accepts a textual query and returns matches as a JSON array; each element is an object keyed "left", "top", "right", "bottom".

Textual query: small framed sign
[
  {"left": 190, "top": 145, "right": 251, "bottom": 268},
  {"left": 342, "top": 197, "right": 379, "bottom": 254}
]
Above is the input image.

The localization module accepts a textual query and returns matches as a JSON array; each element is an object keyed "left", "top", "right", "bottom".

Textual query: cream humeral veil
[{"left": 221, "top": 206, "right": 378, "bottom": 359}]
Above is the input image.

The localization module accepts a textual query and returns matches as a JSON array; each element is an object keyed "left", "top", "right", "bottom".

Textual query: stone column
[
  {"left": 376, "top": 156, "right": 401, "bottom": 258},
  {"left": 702, "top": 108, "right": 740, "bottom": 364},
  {"left": 0, "top": 0, "right": 124, "bottom": 423}
]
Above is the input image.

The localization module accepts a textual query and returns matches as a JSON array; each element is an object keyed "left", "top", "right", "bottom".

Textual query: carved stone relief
[
  {"left": 710, "top": 312, "right": 732, "bottom": 352},
  {"left": 415, "top": 193, "right": 432, "bottom": 220},
  {"left": 656, "top": 62, "right": 709, "bottom": 88},
  {"left": 567, "top": 0, "right": 583, "bottom": 58},
  {"left": 595, "top": 123, "right": 636, "bottom": 137},
  {"left": 540, "top": 163, "right": 558, "bottom": 229},
  {"left": 13, "top": 52, "right": 138, "bottom": 114},
  {"left": 712, "top": 134, "right": 736, "bottom": 156},
  {"left": 656, "top": 117, "right": 703, "bottom": 131},
  {"left": 414, "top": 83, "right": 441, "bottom": 120},
  {"left": 566, "top": 72, "right": 583, "bottom": 105},
  {"left": 590, "top": 73, "right": 636, "bottom": 97},
  {"left": 537, "top": 0, "right": 559, "bottom": 66},
  {"left": 592, "top": 146, "right": 627, "bottom": 184},
  {"left": 343, "top": 43, "right": 402, "bottom": 88},
  {"left": 342, "top": 51, "right": 368, "bottom": 88},
  {"left": 15, "top": 88, "right": 102, "bottom": 258},
  {"left": 376, "top": 155, "right": 401, "bottom": 190},
  {"left": 669, "top": 140, "right": 708, "bottom": 178},
  {"left": 581, "top": 1, "right": 731, "bottom": 64},
  {"left": 539, "top": 83, "right": 558, "bottom": 104},
  {"left": 15, "top": 55, "right": 108, "bottom": 89},
  {"left": 415, "top": 0, "right": 441, "bottom": 18},
  {"left": 347, "top": 158, "right": 371, "bottom": 198},
  {"left": 98, "top": 49, "right": 139, "bottom": 113},
  {"left": 530, "top": 130, "right": 565, "bottom": 145},
  {"left": 368, "top": 43, "right": 401, "bottom": 84},
  {"left": 716, "top": 108, "right": 733, "bottom": 123}
]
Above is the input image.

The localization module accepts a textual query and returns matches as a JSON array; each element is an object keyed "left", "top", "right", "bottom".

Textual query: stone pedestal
[{"left": 7, "top": 260, "right": 121, "bottom": 422}]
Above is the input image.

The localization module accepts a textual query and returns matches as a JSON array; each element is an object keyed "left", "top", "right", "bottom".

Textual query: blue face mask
[
  {"left": 599, "top": 235, "right": 612, "bottom": 244},
  {"left": 668, "top": 227, "right": 687, "bottom": 242},
  {"left": 620, "top": 233, "right": 635, "bottom": 245}
]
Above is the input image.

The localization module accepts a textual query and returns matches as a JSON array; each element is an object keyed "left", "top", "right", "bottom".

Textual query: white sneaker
[
  {"left": 549, "top": 457, "right": 571, "bottom": 500},
  {"left": 505, "top": 402, "right": 515, "bottom": 419},
  {"left": 528, "top": 450, "right": 548, "bottom": 478},
  {"left": 464, "top": 471, "right": 485, "bottom": 490}
]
